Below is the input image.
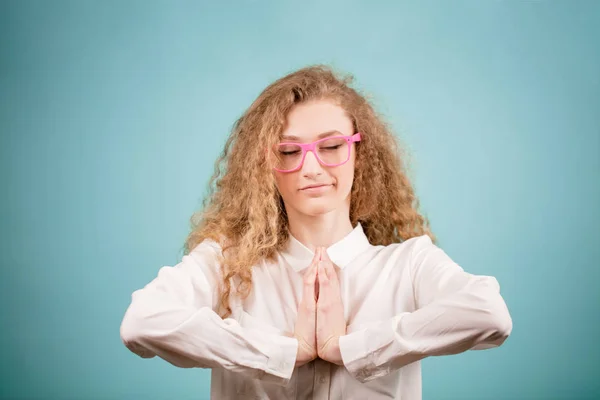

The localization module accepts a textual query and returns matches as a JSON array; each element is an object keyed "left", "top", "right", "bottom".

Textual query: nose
[{"left": 301, "top": 149, "right": 323, "bottom": 176}]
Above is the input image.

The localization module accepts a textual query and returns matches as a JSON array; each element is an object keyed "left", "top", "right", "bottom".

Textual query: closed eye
[
  {"left": 280, "top": 150, "right": 301, "bottom": 156},
  {"left": 320, "top": 145, "right": 342, "bottom": 151}
]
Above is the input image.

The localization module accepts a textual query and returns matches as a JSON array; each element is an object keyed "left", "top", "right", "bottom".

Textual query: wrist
[
  {"left": 295, "top": 337, "right": 316, "bottom": 367},
  {"left": 319, "top": 336, "right": 344, "bottom": 366},
  {"left": 331, "top": 336, "right": 343, "bottom": 366}
]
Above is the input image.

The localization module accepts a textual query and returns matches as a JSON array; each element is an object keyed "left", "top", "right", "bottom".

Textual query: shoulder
[
  {"left": 379, "top": 234, "right": 435, "bottom": 260},
  {"left": 188, "top": 237, "right": 224, "bottom": 256},
  {"left": 184, "top": 238, "right": 226, "bottom": 278}
]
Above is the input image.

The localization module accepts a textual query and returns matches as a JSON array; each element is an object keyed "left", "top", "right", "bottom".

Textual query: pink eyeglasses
[{"left": 271, "top": 133, "right": 361, "bottom": 173}]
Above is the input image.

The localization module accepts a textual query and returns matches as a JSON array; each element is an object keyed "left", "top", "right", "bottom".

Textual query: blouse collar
[{"left": 280, "top": 222, "right": 371, "bottom": 272}]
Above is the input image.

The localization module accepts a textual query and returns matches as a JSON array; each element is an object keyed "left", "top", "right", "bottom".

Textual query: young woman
[{"left": 120, "top": 65, "right": 512, "bottom": 399}]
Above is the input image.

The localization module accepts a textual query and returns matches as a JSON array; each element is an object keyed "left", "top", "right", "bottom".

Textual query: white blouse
[{"left": 120, "top": 223, "right": 512, "bottom": 399}]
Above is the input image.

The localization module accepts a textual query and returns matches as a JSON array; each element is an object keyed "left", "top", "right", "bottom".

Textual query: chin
[{"left": 297, "top": 199, "right": 340, "bottom": 216}]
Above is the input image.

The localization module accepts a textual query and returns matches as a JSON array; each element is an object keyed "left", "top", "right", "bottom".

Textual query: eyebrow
[{"left": 281, "top": 130, "right": 342, "bottom": 141}]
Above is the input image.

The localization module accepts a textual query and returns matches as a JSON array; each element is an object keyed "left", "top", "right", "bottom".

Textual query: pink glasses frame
[{"left": 272, "top": 133, "right": 362, "bottom": 173}]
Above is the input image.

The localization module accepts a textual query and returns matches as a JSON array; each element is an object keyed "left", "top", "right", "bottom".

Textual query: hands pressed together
[{"left": 293, "top": 247, "right": 347, "bottom": 367}]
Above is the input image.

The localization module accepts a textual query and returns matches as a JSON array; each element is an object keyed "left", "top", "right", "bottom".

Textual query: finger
[
  {"left": 318, "top": 260, "right": 329, "bottom": 285},
  {"left": 321, "top": 250, "right": 334, "bottom": 271},
  {"left": 320, "top": 249, "right": 338, "bottom": 276},
  {"left": 305, "top": 247, "right": 321, "bottom": 281},
  {"left": 311, "top": 247, "right": 321, "bottom": 266},
  {"left": 320, "top": 250, "right": 340, "bottom": 283},
  {"left": 320, "top": 263, "right": 341, "bottom": 302},
  {"left": 326, "top": 259, "right": 339, "bottom": 286},
  {"left": 317, "top": 261, "right": 333, "bottom": 309},
  {"left": 314, "top": 248, "right": 322, "bottom": 300},
  {"left": 305, "top": 254, "right": 318, "bottom": 282},
  {"left": 314, "top": 247, "right": 331, "bottom": 271},
  {"left": 303, "top": 274, "right": 317, "bottom": 308},
  {"left": 321, "top": 248, "right": 331, "bottom": 262},
  {"left": 303, "top": 254, "right": 319, "bottom": 304}
]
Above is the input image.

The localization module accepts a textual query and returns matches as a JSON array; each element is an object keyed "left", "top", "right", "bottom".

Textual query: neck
[{"left": 287, "top": 207, "right": 354, "bottom": 252}]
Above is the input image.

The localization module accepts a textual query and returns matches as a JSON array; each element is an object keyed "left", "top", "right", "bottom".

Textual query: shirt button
[{"left": 319, "top": 376, "right": 326, "bottom": 384}]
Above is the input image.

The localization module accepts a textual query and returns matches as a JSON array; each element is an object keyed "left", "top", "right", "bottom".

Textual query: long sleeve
[
  {"left": 339, "top": 235, "right": 512, "bottom": 383},
  {"left": 119, "top": 240, "right": 298, "bottom": 386}
]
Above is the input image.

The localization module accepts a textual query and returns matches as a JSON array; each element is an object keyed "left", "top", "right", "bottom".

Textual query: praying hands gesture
[{"left": 293, "top": 247, "right": 347, "bottom": 367}]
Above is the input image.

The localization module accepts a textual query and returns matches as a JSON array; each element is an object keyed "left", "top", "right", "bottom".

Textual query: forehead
[{"left": 280, "top": 100, "right": 353, "bottom": 142}]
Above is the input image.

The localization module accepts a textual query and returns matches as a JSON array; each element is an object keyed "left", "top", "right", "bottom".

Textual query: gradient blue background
[{"left": 1, "top": 1, "right": 598, "bottom": 399}]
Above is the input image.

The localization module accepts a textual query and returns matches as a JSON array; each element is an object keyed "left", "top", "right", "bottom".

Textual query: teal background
[{"left": 1, "top": 0, "right": 598, "bottom": 399}]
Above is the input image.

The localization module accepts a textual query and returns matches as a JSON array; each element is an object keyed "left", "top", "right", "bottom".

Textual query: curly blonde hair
[{"left": 184, "top": 64, "right": 436, "bottom": 318}]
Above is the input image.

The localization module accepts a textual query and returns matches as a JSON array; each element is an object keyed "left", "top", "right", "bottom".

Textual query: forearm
[
  {"left": 339, "top": 276, "right": 512, "bottom": 382},
  {"left": 120, "top": 290, "right": 298, "bottom": 386}
]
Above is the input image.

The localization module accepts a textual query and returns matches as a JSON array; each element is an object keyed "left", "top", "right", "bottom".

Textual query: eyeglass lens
[{"left": 274, "top": 137, "right": 349, "bottom": 171}]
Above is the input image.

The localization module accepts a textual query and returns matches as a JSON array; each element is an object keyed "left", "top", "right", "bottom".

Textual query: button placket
[{"left": 313, "top": 359, "right": 331, "bottom": 400}]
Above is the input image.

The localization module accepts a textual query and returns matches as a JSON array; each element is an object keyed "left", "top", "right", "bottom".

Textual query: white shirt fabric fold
[{"left": 120, "top": 223, "right": 512, "bottom": 399}]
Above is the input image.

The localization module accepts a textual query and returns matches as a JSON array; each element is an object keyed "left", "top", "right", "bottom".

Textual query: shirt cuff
[
  {"left": 339, "top": 317, "right": 398, "bottom": 382},
  {"left": 261, "top": 334, "right": 298, "bottom": 386}
]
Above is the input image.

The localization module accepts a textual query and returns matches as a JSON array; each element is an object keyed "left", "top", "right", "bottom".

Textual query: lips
[{"left": 300, "top": 184, "right": 330, "bottom": 190}]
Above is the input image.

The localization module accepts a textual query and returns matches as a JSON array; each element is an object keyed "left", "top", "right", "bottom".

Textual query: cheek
[
  {"left": 336, "top": 164, "right": 355, "bottom": 190},
  {"left": 274, "top": 174, "right": 294, "bottom": 198}
]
